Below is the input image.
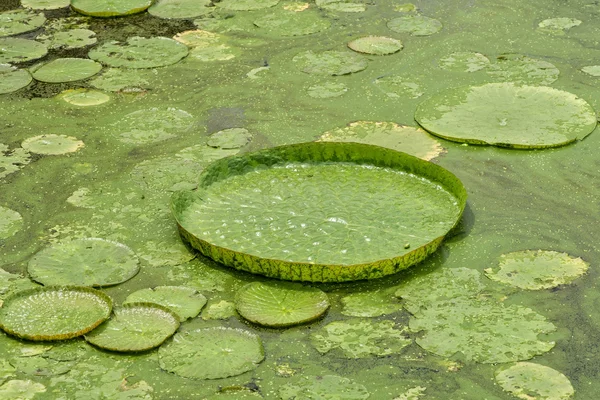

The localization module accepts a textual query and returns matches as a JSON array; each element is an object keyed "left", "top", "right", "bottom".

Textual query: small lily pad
[
  {"left": 495, "top": 362, "right": 574, "bottom": 400},
  {"left": 0, "top": 9, "right": 46, "bottom": 37},
  {"left": 486, "top": 54, "right": 559, "bottom": 85},
  {"left": 123, "top": 286, "right": 207, "bottom": 321},
  {"left": 207, "top": 128, "right": 252, "bottom": 149},
  {"left": 158, "top": 327, "right": 264, "bottom": 379},
  {"left": 112, "top": 107, "right": 194, "bottom": 145},
  {"left": 280, "top": 375, "right": 370, "bottom": 399},
  {"left": 71, "top": 0, "right": 153, "bottom": 17},
  {"left": 30, "top": 58, "right": 102, "bottom": 83},
  {"left": 0, "top": 143, "right": 30, "bottom": 179},
  {"left": 319, "top": 121, "right": 444, "bottom": 161},
  {"left": 341, "top": 289, "right": 401, "bottom": 317},
  {"left": 174, "top": 30, "right": 240, "bottom": 62},
  {"left": 27, "top": 238, "right": 140, "bottom": 287},
  {"left": 57, "top": 88, "right": 110, "bottom": 106},
  {"left": 217, "top": 0, "right": 280, "bottom": 11},
  {"left": 36, "top": 28, "right": 97, "bottom": 50},
  {"left": 316, "top": 0, "right": 366, "bottom": 12},
  {"left": 348, "top": 36, "right": 403, "bottom": 55},
  {"left": 22, "top": 0, "right": 70, "bottom": 10},
  {"left": 0, "top": 380, "right": 46, "bottom": 399},
  {"left": 0, "top": 64, "right": 32, "bottom": 94},
  {"left": 484, "top": 250, "right": 589, "bottom": 290},
  {"left": 387, "top": 15, "right": 442, "bottom": 36},
  {"left": 582, "top": 65, "right": 600, "bottom": 77},
  {"left": 149, "top": 0, "right": 213, "bottom": 19},
  {"left": 374, "top": 75, "right": 423, "bottom": 98},
  {"left": 537, "top": 17, "right": 581, "bottom": 35},
  {"left": 0, "top": 38, "right": 48, "bottom": 64},
  {"left": 254, "top": 8, "right": 331, "bottom": 36},
  {"left": 438, "top": 52, "right": 490, "bottom": 72},
  {"left": 202, "top": 300, "right": 237, "bottom": 320},
  {"left": 415, "top": 83, "right": 597, "bottom": 148},
  {"left": 0, "top": 206, "right": 22, "bottom": 240},
  {"left": 84, "top": 303, "right": 180, "bottom": 352},
  {"left": 310, "top": 319, "right": 411, "bottom": 358},
  {"left": 235, "top": 282, "right": 329, "bottom": 327},
  {"left": 88, "top": 68, "right": 151, "bottom": 92},
  {"left": 21, "top": 134, "right": 84, "bottom": 155},
  {"left": 293, "top": 50, "right": 368, "bottom": 75},
  {"left": 89, "top": 36, "right": 189, "bottom": 69},
  {"left": 0, "top": 286, "right": 112, "bottom": 341},
  {"left": 307, "top": 81, "right": 348, "bottom": 98}
]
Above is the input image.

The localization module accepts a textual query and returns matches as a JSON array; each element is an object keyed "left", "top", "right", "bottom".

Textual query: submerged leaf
[
  {"left": 438, "top": 52, "right": 490, "bottom": 72},
  {"left": 341, "top": 289, "right": 401, "bottom": 317},
  {"left": 293, "top": 50, "right": 368, "bottom": 76},
  {"left": 0, "top": 379, "right": 46, "bottom": 399},
  {"left": 495, "top": 362, "right": 574, "bottom": 400},
  {"left": 387, "top": 15, "right": 442, "bottom": 36},
  {"left": 280, "top": 375, "right": 370, "bottom": 399},
  {"left": 0, "top": 207, "right": 22, "bottom": 240},
  {"left": 306, "top": 81, "right": 348, "bottom": 98},
  {"left": 486, "top": 54, "right": 559, "bottom": 85},
  {"left": 21, "top": 134, "right": 84, "bottom": 155},
  {"left": 36, "top": 28, "right": 97, "bottom": 50},
  {"left": 207, "top": 128, "right": 252, "bottom": 149},
  {"left": 316, "top": 0, "right": 366, "bottom": 12},
  {"left": 254, "top": 8, "right": 331, "bottom": 36},
  {"left": 217, "top": 0, "right": 280, "bottom": 11},
  {"left": 57, "top": 88, "right": 110, "bottom": 107}
]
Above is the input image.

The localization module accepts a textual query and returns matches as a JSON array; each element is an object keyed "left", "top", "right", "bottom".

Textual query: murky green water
[{"left": 2, "top": 0, "right": 600, "bottom": 398}]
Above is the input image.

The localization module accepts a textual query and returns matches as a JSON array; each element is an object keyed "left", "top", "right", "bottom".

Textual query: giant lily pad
[
  {"left": 293, "top": 50, "right": 368, "bottom": 76},
  {"left": 235, "top": 281, "right": 329, "bottom": 327},
  {"left": 172, "top": 142, "right": 466, "bottom": 282},
  {"left": 89, "top": 37, "right": 189, "bottom": 69},
  {"left": 484, "top": 250, "right": 589, "bottom": 290},
  {"left": 495, "top": 362, "right": 574, "bottom": 400},
  {"left": 0, "top": 10, "right": 45, "bottom": 37},
  {"left": 84, "top": 303, "right": 180, "bottom": 352},
  {"left": 123, "top": 286, "right": 207, "bottom": 321},
  {"left": 0, "top": 286, "right": 112, "bottom": 341},
  {"left": 415, "top": 83, "right": 597, "bottom": 148},
  {"left": 387, "top": 15, "right": 442, "bottom": 36},
  {"left": 0, "top": 38, "right": 47, "bottom": 64},
  {"left": 27, "top": 238, "right": 140, "bottom": 287},
  {"left": 0, "top": 206, "right": 22, "bottom": 240},
  {"left": 158, "top": 327, "right": 264, "bottom": 379},
  {"left": 280, "top": 375, "right": 370, "bottom": 399},
  {"left": 149, "top": 0, "right": 213, "bottom": 19},
  {"left": 0, "top": 65, "right": 32, "bottom": 94},
  {"left": 71, "top": 0, "right": 153, "bottom": 17},
  {"left": 30, "top": 58, "right": 102, "bottom": 83}
]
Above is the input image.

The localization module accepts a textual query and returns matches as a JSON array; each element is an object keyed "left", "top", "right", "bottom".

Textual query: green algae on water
[
  {"left": 341, "top": 289, "right": 402, "bottom": 317},
  {"left": 280, "top": 375, "right": 370, "bottom": 399}
]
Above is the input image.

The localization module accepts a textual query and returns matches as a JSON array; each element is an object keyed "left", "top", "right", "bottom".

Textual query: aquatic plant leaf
[
  {"left": 373, "top": 75, "right": 423, "bottom": 99},
  {"left": 0, "top": 65, "right": 32, "bottom": 94},
  {"left": 22, "top": 0, "right": 70, "bottom": 10},
  {"left": 89, "top": 36, "right": 189, "bottom": 69},
  {"left": 495, "top": 362, "right": 574, "bottom": 400},
  {"left": 205, "top": 390, "right": 263, "bottom": 399},
  {"left": 70, "top": 0, "right": 153, "bottom": 17},
  {"left": 0, "top": 268, "right": 38, "bottom": 307},
  {"left": 581, "top": 65, "right": 600, "bottom": 77},
  {"left": 0, "top": 286, "right": 112, "bottom": 341},
  {"left": 254, "top": 8, "right": 331, "bottom": 36},
  {"left": 0, "top": 144, "right": 31, "bottom": 180},
  {"left": 202, "top": 300, "right": 236, "bottom": 320},
  {"left": 27, "top": 238, "right": 140, "bottom": 287},
  {"left": 318, "top": 121, "right": 445, "bottom": 161},
  {"left": 307, "top": 81, "right": 348, "bottom": 98},
  {"left": 409, "top": 299, "right": 556, "bottom": 363},
  {"left": 217, "top": 0, "right": 279, "bottom": 11},
  {"left": 316, "top": 0, "right": 366, "bottom": 12},
  {"left": 280, "top": 375, "right": 370, "bottom": 399},
  {"left": 485, "top": 250, "right": 589, "bottom": 290},
  {"left": 486, "top": 54, "right": 559, "bottom": 85},
  {"left": 293, "top": 50, "right": 368, "bottom": 75},
  {"left": 0, "top": 207, "right": 22, "bottom": 240},
  {"left": 341, "top": 289, "right": 402, "bottom": 317},
  {"left": 36, "top": 28, "right": 97, "bottom": 50},
  {"left": 438, "top": 52, "right": 490, "bottom": 72},
  {"left": 0, "top": 38, "right": 47, "bottom": 64},
  {"left": 0, "top": 10, "right": 45, "bottom": 37},
  {"left": 537, "top": 17, "right": 581, "bottom": 35},
  {"left": 0, "top": 359, "right": 15, "bottom": 385},
  {"left": 173, "top": 31, "right": 241, "bottom": 61},
  {"left": 207, "top": 128, "right": 252, "bottom": 149},
  {"left": 149, "top": 0, "right": 212, "bottom": 19},
  {"left": 348, "top": 36, "right": 403, "bottom": 55},
  {"left": 387, "top": 15, "right": 442, "bottom": 36},
  {"left": 415, "top": 83, "right": 597, "bottom": 148},
  {"left": 89, "top": 68, "right": 151, "bottom": 92},
  {"left": 84, "top": 303, "right": 180, "bottom": 352},
  {"left": 158, "top": 327, "right": 264, "bottom": 379},
  {"left": 173, "top": 142, "right": 466, "bottom": 282},
  {"left": 235, "top": 281, "right": 329, "bottom": 327},
  {"left": 114, "top": 108, "right": 194, "bottom": 145},
  {"left": 393, "top": 386, "right": 427, "bottom": 400},
  {"left": 10, "top": 355, "right": 76, "bottom": 376},
  {"left": 123, "top": 286, "right": 207, "bottom": 321},
  {"left": 0, "top": 379, "right": 46, "bottom": 399},
  {"left": 310, "top": 319, "right": 411, "bottom": 358},
  {"left": 57, "top": 88, "right": 110, "bottom": 106},
  {"left": 30, "top": 58, "right": 102, "bottom": 83}
]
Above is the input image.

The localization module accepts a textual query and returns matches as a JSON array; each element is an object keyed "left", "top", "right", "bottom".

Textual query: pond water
[{"left": 1, "top": 0, "right": 600, "bottom": 398}]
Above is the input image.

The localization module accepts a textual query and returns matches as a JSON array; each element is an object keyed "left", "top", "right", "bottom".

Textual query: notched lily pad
[
  {"left": 415, "top": 83, "right": 597, "bottom": 148},
  {"left": 0, "top": 38, "right": 48, "bottom": 64},
  {"left": 280, "top": 375, "right": 370, "bottom": 399},
  {"left": 123, "top": 286, "right": 207, "bottom": 321},
  {"left": 71, "top": 0, "right": 153, "bottom": 17},
  {"left": 207, "top": 128, "right": 252, "bottom": 149},
  {"left": 0, "top": 9, "right": 45, "bottom": 38},
  {"left": 235, "top": 281, "right": 329, "bottom": 327},
  {"left": 0, "top": 206, "right": 23, "bottom": 240},
  {"left": 89, "top": 36, "right": 189, "bottom": 69},
  {"left": 348, "top": 36, "right": 403, "bottom": 55},
  {"left": 387, "top": 15, "right": 442, "bottom": 36},
  {"left": 21, "top": 134, "right": 84, "bottom": 155},
  {"left": 27, "top": 238, "right": 140, "bottom": 287},
  {"left": 0, "top": 64, "right": 32, "bottom": 94},
  {"left": 158, "top": 327, "right": 264, "bottom": 379},
  {"left": 495, "top": 362, "right": 574, "bottom": 400},
  {"left": 310, "top": 319, "right": 412, "bottom": 358},
  {"left": 30, "top": 58, "right": 102, "bottom": 83},
  {"left": 484, "top": 250, "right": 589, "bottom": 290},
  {"left": 84, "top": 303, "right": 180, "bottom": 352},
  {"left": 293, "top": 50, "right": 368, "bottom": 76},
  {"left": 0, "top": 286, "right": 112, "bottom": 341}
]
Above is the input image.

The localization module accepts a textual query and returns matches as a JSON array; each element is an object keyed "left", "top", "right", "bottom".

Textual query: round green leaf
[
  {"left": 347, "top": 36, "right": 403, "bottom": 55},
  {"left": 235, "top": 282, "right": 329, "bottom": 327},
  {"left": 254, "top": 8, "right": 331, "bottom": 36},
  {"left": 123, "top": 286, "right": 207, "bottom": 321},
  {"left": 415, "top": 83, "right": 597, "bottom": 148},
  {"left": 0, "top": 380, "right": 46, "bottom": 399},
  {"left": 537, "top": 17, "right": 581, "bottom": 35},
  {"left": 306, "top": 81, "right": 348, "bottom": 98},
  {"left": 112, "top": 107, "right": 194, "bottom": 145},
  {"left": 207, "top": 128, "right": 252, "bottom": 149},
  {"left": 0, "top": 38, "right": 48, "bottom": 64},
  {"left": 173, "top": 142, "right": 466, "bottom": 282},
  {"left": 373, "top": 74, "right": 423, "bottom": 99},
  {"left": 0, "top": 10, "right": 45, "bottom": 38},
  {"left": 310, "top": 319, "right": 411, "bottom": 358},
  {"left": 280, "top": 375, "right": 370, "bottom": 399},
  {"left": 89, "top": 37, "right": 189, "bottom": 69},
  {"left": 486, "top": 54, "right": 559, "bottom": 85},
  {"left": 0, "top": 143, "right": 30, "bottom": 179},
  {"left": 0, "top": 64, "right": 32, "bottom": 94},
  {"left": 485, "top": 250, "right": 589, "bottom": 290},
  {"left": 27, "top": 238, "right": 140, "bottom": 287},
  {"left": 387, "top": 15, "right": 442, "bottom": 36},
  {"left": 495, "top": 362, "right": 574, "bottom": 400},
  {"left": 318, "top": 121, "right": 445, "bottom": 161},
  {"left": 217, "top": 0, "right": 279, "bottom": 11},
  {"left": 88, "top": 67, "right": 151, "bottom": 92},
  {"left": 70, "top": 0, "right": 153, "bottom": 17},
  {"left": 438, "top": 51, "right": 490, "bottom": 72},
  {"left": 293, "top": 50, "right": 368, "bottom": 75},
  {"left": 84, "top": 303, "right": 180, "bottom": 352},
  {"left": 36, "top": 28, "right": 97, "bottom": 50},
  {"left": 0, "top": 286, "right": 112, "bottom": 341},
  {"left": 581, "top": 65, "right": 600, "bottom": 77},
  {"left": 149, "top": 0, "right": 213, "bottom": 19},
  {"left": 316, "top": 0, "right": 366, "bottom": 12},
  {"left": 158, "top": 327, "right": 264, "bottom": 379},
  {"left": 21, "top": 134, "right": 84, "bottom": 155},
  {"left": 22, "top": 0, "right": 70, "bottom": 10},
  {"left": 30, "top": 58, "right": 102, "bottom": 83},
  {"left": 0, "top": 206, "right": 22, "bottom": 240},
  {"left": 341, "top": 289, "right": 401, "bottom": 317},
  {"left": 57, "top": 88, "right": 110, "bottom": 106}
]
